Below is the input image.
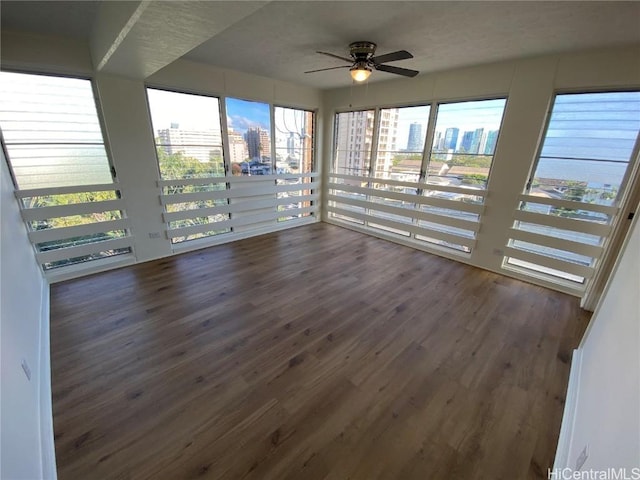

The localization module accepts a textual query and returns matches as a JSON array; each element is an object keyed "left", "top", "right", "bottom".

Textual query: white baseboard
[
  {"left": 39, "top": 283, "right": 57, "bottom": 479},
  {"left": 553, "top": 348, "right": 583, "bottom": 470}
]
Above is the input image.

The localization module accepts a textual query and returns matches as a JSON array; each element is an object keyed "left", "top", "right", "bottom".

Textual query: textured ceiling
[{"left": 2, "top": 1, "right": 640, "bottom": 90}]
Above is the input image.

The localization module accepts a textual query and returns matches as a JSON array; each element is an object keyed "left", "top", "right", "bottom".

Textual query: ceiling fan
[{"left": 305, "top": 41, "right": 419, "bottom": 82}]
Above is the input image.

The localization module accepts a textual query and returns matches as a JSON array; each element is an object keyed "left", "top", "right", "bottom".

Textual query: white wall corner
[
  {"left": 553, "top": 348, "right": 583, "bottom": 470},
  {"left": 38, "top": 283, "right": 57, "bottom": 479}
]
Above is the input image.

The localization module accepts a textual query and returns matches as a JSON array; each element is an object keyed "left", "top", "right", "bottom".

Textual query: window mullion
[
  {"left": 365, "top": 109, "right": 382, "bottom": 224},
  {"left": 420, "top": 101, "right": 439, "bottom": 186}
]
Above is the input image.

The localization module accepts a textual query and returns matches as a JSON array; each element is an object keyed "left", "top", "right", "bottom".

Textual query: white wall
[
  {"left": 321, "top": 44, "right": 640, "bottom": 296},
  {"left": 0, "top": 150, "right": 56, "bottom": 479},
  {"left": 555, "top": 210, "right": 640, "bottom": 471}
]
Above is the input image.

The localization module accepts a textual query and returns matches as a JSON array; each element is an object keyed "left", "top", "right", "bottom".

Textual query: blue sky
[{"left": 226, "top": 97, "right": 270, "bottom": 134}]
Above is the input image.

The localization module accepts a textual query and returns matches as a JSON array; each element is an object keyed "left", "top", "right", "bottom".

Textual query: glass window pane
[
  {"left": 374, "top": 105, "right": 429, "bottom": 182},
  {"left": 427, "top": 98, "right": 506, "bottom": 189},
  {"left": 274, "top": 106, "right": 314, "bottom": 174},
  {"left": 0, "top": 72, "right": 105, "bottom": 144},
  {"left": 147, "top": 88, "right": 229, "bottom": 244},
  {"left": 0, "top": 72, "right": 113, "bottom": 189},
  {"left": 147, "top": 89, "right": 224, "bottom": 179},
  {"left": 7, "top": 145, "right": 112, "bottom": 189},
  {"left": 43, "top": 247, "right": 132, "bottom": 271},
  {"left": 531, "top": 91, "right": 640, "bottom": 205},
  {"left": 506, "top": 257, "right": 584, "bottom": 284},
  {"left": 226, "top": 97, "right": 272, "bottom": 175},
  {"left": 334, "top": 110, "right": 375, "bottom": 176},
  {"left": 515, "top": 221, "right": 602, "bottom": 246}
]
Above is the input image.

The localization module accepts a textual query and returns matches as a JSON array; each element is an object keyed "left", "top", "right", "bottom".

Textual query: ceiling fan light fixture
[{"left": 350, "top": 62, "right": 372, "bottom": 82}]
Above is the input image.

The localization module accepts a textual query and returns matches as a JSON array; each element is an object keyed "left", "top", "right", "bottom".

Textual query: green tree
[
  {"left": 562, "top": 181, "right": 587, "bottom": 202},
  {"left": 461, "top": 173, "right": 488, "bottom": 186},
  {"left": 448, "top": 154, "right": 492, "bottom": 169}
]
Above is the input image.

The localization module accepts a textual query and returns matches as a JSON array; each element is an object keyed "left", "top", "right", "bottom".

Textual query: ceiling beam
[{"left": 90, "top": 1, "right": 269, "bottom": 79}]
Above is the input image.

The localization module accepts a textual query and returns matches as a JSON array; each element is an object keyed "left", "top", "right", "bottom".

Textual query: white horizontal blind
[
  {"left": 148, "top": 88, "right": 231, "bottom": 242},
  {"left": 0, "top": 72, "right": 134, "bottom": 271},
  {"left": 149, "top": 90, "right": 319, "bottom": 243},
  {"left": 368, "top": 106, "right": 429, "bottom": 237},
  {"left": 330, "top": 110, "right": 375, "bottom": 225},
  {"left": 506, "top": 91, "right": 640, "bottom": 285},
  {"left": 327, "top": 173, "right": 483, "bottom": 252},
  {"left": 159, "top": 173, "right": 319, "bottom": 241}
]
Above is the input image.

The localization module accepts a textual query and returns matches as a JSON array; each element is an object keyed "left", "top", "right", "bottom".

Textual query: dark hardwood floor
[{"left": 50, "top": 223, "right": 590, "bottom": 480}]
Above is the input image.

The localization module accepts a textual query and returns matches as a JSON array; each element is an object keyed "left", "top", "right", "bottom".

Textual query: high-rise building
[
  {"left": 259, "top": 128, "right": 271, "bottom": 159},
  {"left": 470, "top": 128, "right": 484, "bottom": 154},
  {"left": 335, "top": 110, "right": 375, "bottom": 176},
  {"left": 301, "top": 114, "right": 314, "bottom": 173},
  {"left": 444, "top": 127, "right": 459, "bottom": 151},
  {"left": 406, "top": 122, "right": 422, "bottom": 151},
  {"left": 228, "top": 128, "right": 247, "bottom": 165},
  {"left": 460, "top": 131, "right": 474, "bottom": 153},
  {"left": 287, "top": 132, "right": 296, "bottom": 157},
  {"left": 334, "top": 108, "right": 399, "bottom": 176},
  {"left": 484, "top": 130, "right": 499, "bottom": 154},
  {"left": 376, "top": 108, "right": 399, "bottom": 175},
  {"left": 241, "top": 127, "right": 271, "bottom": 160},
  {"left": 433, "top": 131, "right": 443, "bottom": 152},
  {"left": 157, "top": 125, "right": 222, "bottom": 163}
]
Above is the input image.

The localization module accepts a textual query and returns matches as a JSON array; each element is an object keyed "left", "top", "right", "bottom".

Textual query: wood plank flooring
[{"left": 50, "top": 223, "right": 590, "bottom": 480}]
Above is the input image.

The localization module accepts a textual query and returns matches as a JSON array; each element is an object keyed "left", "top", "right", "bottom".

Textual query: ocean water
[{"left": 534, "top": 158, "right": 629, "bottom": 186}]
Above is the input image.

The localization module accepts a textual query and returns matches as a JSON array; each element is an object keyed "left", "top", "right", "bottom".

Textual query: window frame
[
  {"left": 332, "top": 108, "right": 377, "bottom": 177},
  {"left": 423, "top": 96, "right": 508, "bottom": 190},
  {"left": 224, "top": 95, "right": 274, "bottom": 175},
  {"left": 273, "top": 104, "right": 317, "bottom": 174},
  {"left": 332, "top": 96, "right": 508, "bottom": 188},
  {"left": 145, "top": 85, "right": 227, "bottom": 180},
  {"left": 523, "top": 88, "right": 640, "bottom": 206},
  {"left": 329, "top": 96, "right": 508, "bottom": 254},
  {"left": 1, "top": 69, "right": 119, "bottom": 189},
  {"left": 0, "top": 69, "right": 134, "bottom": 271},
  {"left": 506, "top": 88, "right": 640, "bottom": 285}
]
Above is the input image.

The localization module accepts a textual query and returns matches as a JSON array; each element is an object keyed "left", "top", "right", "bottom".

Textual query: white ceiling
[{"left": 2, "top": 1, "right": 640, "bottom": 90}]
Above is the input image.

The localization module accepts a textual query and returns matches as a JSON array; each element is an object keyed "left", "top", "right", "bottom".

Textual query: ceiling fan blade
[
  {"left": 371, "top": 50, "right": 413, "bottom": 64},
  {"left": 304, "top": 65, "right": 351, "bottom": 74},
  {"left": 375, "top": 64, "right": 419, "bottom": 78},
  {"left": 317, "top": 51, "right": 352, "bottom": 63}
]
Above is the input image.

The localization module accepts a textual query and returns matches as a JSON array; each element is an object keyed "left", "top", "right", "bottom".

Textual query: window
[
  {"left": 147, "top": 88, "right": 229, "bottom": 243},
  {"left": 274, "top": 106, "right": 316, "bottom": 221},
  {"left": 329, "top": 110, "right": 376, "bottom": 224},
  {"left": 147, "top": 89, "right": 225, "bottom": 179},
  {"left": 507, "top": 91, "right": 640, "bottom": 283},
  {"left": 368, "top": 105, "right": 430, "bottom": 236},
  {"left": 328, "top": 101, "right": 501, "bottom": 253},
  {"left": 0, "top": 71, "right": 132, "bottom": 270},
  {"left": 333, "top": 110, "right": 375, "bottom": 176},
  {"left": 427, "top": 98, "right": 506, "bottom": 189},
  {"left": 225, "top": 97, "right": 272, "bottom": 175},
  {"left": 374, "top": 105, "right": 428, "bottom": 181},
  {"left": 413, "top": 98, "right": 506, "bottom": 252},
  {"left": 0, "top": 73, "right": 114, "bottom": 189},
  {"left": 526, "top": 92, "right": 638, "bottom": 205}
]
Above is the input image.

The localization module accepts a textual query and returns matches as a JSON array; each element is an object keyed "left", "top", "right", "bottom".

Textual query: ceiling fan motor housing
[{"left": 349, "top": 41, "right": 377, "bottom": 60}]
